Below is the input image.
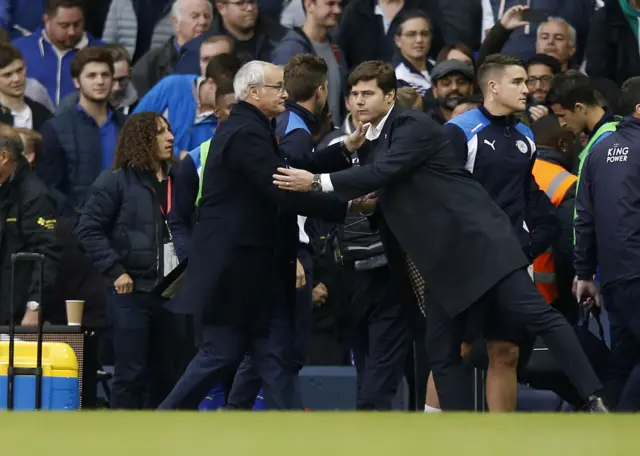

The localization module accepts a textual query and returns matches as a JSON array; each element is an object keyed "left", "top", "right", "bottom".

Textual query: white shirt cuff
[{"left": 320, "top": 174, "right": 334, "bottom": 192}]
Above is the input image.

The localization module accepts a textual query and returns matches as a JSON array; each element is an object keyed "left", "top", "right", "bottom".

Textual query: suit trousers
[
  {"left": 350, "top": 266, "right": 410, "bottom": 410},
  {"left": 225, "top": 249, "right": 313, "bottom": 410},
  {"left": 428, "top": 267, "right": 603, "bottom": 411}
]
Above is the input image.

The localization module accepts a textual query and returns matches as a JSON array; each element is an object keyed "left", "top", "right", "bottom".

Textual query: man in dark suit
[
  {"left": 158, "top": 60, "right": 372, "bottom": 410},
  {"left": 274, "top": 60, "right": 607, "bottom": 412}
]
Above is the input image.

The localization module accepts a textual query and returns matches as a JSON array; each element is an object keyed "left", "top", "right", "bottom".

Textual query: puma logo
[{"left": 484, "top": 139, "right": 496, "bottom": 150}]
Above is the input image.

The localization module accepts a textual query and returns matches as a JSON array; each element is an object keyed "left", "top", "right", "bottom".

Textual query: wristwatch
[
  {"left": 26, "top": 301, "right": 40, "bottom": 311},
  {"left": 311, "top": 174, "right": 322, "bottom": 192}
]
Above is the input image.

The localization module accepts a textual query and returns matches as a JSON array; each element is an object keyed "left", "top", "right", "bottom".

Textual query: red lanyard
[{"left": 158, "top": 177, "right": 172, "bottom": 217}]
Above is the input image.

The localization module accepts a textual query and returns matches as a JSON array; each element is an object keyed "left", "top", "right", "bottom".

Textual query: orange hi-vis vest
[{"left": 531, "top": 159, "right": 578, "bottom": 304}]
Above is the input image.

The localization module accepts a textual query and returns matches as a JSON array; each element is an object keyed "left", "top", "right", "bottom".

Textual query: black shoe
[{"left": 584, "top": 396, "right": 608, "bottom": 413}]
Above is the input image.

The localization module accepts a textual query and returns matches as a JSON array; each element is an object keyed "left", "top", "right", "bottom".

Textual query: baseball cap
[{"left": 431, "top": 60, "right": 474, "bottom": 83}]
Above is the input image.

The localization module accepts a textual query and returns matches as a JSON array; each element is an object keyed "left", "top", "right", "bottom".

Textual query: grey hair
[
  {"left": 172, "top": 0, "right": 213, "bottom": 20},
  {"left": 537, "top": 17, "right": 577, "bottom": 45},
  {"left": 233, "top": 60, "right": 275, "bottom": 101}
]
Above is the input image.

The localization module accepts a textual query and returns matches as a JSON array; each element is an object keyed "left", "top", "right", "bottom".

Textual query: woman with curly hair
[{"left": 74, "top": 111, "right": 177, "bottom": 409}]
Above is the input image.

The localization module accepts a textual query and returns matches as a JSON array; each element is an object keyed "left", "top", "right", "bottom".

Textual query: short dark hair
[
  {"left": 0, "top": 28, "right": 9, "bottom": 44},
  {"left": 526, "top": 54, "right": 562, "bottom": 75},
  {"left": 45, "top": 0, "right": 85, "bottom": 16},
  {"left": 0, "top": 124, "right": 24, "bottom": 162},
  {"left": 394, "top": 9, "right": 432, "bottom": 36},
  {"left": 477, "top": 54, "right": 524, "bottom": 91},
  {"left": 215, "top": 80, "right": 235, "bottom": 103},
  {"left": 284, "top": 54, "right": 328, "bottom": 102},
  {"left": 547, "top": 70, "right": 599, "bottom": 110},
  {"left": 103, "top": 43, "right": 131, "bottom": 66},
  {"left": 347, "top": 60, "right": 397, "bottom": 95},
  {"left": 0, "top": 43, "right": 23, "bottom": 70},
  {"left": 436, "top": 43, "right": 475, "bottom": 65},
  {"left": 619, "top": 76, "right": 640, "bottom": 116},
  {"left": 205, "top": 52, "right": 242, "bottom": 83},
  {"left": 202, "top": 34, "right": 233, "bottom": 50},
  {"left": 70, "top": 46, "right": 114, "bottom": 79},
  {"left": 531, "top": 114, "right": 573, "bottom": 149}
]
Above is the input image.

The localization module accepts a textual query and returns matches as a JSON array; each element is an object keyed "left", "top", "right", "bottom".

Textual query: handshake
[{"left": 350, "top": 192, "right": 377, "bottom": 215}]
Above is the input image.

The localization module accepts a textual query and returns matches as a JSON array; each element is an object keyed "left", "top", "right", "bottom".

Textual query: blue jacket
[
  {"left": 12, "top": 29, "right": 103, "bottom": 106},
  {"left": 133, "top": 74, "right": 216, "bottom": 155},
  {"left": 37, "top": 107, "right": 126, "bottom": 215},
  {"left": 574, "top": 116, "right": 640, "bottom": 289},
  {"left": 444, "top": 105, "right": 559, "bottom": 260},
  {"left": 0, "top": 0, "right": 44, "bottom": 39}
]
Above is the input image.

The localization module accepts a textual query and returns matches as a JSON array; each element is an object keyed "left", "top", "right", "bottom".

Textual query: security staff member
[
  {"left": 575, "top": 76, "right": 640, "bottom": 412},
  {"left": 443, "top": 54, "right": 560, "bottom": 412},
  {"left": 0, "top": 124, "right": 60, "bottom": 326},
  {"left": 531, "top": 115, "right": 579, "bottom": 323}
]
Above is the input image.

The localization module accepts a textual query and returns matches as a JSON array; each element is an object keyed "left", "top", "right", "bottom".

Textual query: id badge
[{"left": 163, "top": 241, "right": 179, "bottom": 277}]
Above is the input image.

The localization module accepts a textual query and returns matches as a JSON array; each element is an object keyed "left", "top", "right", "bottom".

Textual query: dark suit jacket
[
  {"left": 328, "top": 105, "right": 529, "bottom": 318},
  {"left": 0, "top": 97, "right": 51, "bottom": 131},
  {"left": 168, "top": 101, "right": 349, "bottom": 334}
]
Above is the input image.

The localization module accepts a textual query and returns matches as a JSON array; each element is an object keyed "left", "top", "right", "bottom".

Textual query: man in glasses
[{"left": 525, "top": 53, "right": 562, "bottom": 123}]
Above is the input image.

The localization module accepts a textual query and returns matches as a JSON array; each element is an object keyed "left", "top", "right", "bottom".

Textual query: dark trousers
[
  {"left": 602, "top": 279, "right": 640, "bottom": 411},
  {"left": 351, "top": 267, "right": 410, "bottom": 410},
  {"left": 428, "top": 268, "right": 603, "bottom": 411},
  {"left": 108, "top": 290, "right": 175, "bottom": 409},
  {"left": 226, "top": 250, "right": 313, "bottom": 410}
]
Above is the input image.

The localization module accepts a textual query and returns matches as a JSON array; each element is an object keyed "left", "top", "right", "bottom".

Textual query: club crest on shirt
[{"left": 516, "top": 140, "right": 528, "bottom": 154}]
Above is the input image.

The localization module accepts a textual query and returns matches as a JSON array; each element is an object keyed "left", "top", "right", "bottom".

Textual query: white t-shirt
[{"left": 12, "top": 104, "right": 33, "bottom": 129}]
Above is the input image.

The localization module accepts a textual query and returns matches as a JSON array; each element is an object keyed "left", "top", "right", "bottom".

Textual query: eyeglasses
[
  {"left": 527, "top": 75, "right": 553, "bottom": 86},
  {"left": 261, "top": 83, "right": 286, "bottom": 94},
  {"left": 401, "top": 30, "right": 431, "bottom": 40},
  {"left": 224, "top": 0, "right": 257, "bottom": 10}
]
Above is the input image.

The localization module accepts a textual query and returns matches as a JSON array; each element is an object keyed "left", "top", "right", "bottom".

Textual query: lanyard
[{"left": 158, "top": 177, "right": 172, "bottom": 218}]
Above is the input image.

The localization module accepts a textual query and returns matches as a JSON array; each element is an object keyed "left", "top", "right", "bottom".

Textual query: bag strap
[{"left": 578, "top": 307, "right": 606, "bottom": 341}]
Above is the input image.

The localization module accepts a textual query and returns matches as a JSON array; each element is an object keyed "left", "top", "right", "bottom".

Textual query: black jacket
[
  {"left": 575, "top": 116, "right": 640, "bottom": 290},
  {"left": 74, "top": 166, "right": 174, "bottom": 292},
  {"left": 326, "top": 105, "right": 529, "bottom": 319},
  {"left": 0, "top": 157, "right": 60, "bottom": 323},
  {"left": 586, "top": 0, "right": 640, "bottom": 87},
  {"left": 132, "top": 38, "right": 180, "bottom": 99},
  {"left": 0, "top": 97, "right": 51, "bottom": 131},
  {"left": 37, "top": 107, "right": 126, "bottom": 216},
  {"left": 167, "top": 101, "right": 349, "bottom": 333},
  {"left": 444, "top": 105, "right": 559, "bottom": 260}
]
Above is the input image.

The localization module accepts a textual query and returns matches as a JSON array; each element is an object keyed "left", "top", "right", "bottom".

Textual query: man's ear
[{"left": 72, "top": 77, "right": 80, "bottom": 90}]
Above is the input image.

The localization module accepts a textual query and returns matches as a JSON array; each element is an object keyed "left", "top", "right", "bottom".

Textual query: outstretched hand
[
  {"left": 273, "top": 167, "right": 314, "bottom": 192},
  {"left": 344, "top": 122, "right": 371, "bottom": 153}
]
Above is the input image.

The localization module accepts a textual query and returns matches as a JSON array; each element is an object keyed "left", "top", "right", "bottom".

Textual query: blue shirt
[{"left": 76, "top": 105, "right": 118, "bottom": 170}]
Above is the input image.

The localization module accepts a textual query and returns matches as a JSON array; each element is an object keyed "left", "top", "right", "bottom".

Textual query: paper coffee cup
[{"left": 65, "top": 300, "right": 85, "bottom": 326}]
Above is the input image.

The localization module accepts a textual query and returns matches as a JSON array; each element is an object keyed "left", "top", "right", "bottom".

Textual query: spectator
[
  {"left": 170, "top": 79, "right": 236, "bottom": 261},
  {"left": 393, "top": 10, "right": 436, "bottom": 97},
  {"left": 481, "top": 0, "right": 592, "bottom": 63},
  {"left": 37, "top": 46, "right": 126, "bottom": 215},
  {"left": 15, "top": 127, "right": 42, "bottom": 164},
  {"left": 74, "top": 112, "right": 178, "bottom": 409},
  {"left": 530, "top": 115, "right": 579, "bottom": 324},
  {"left": 0, "top": 43, "right": 51, "bottom": 130},
  {"left": 0, "top": 124, "right": 60, "bottom": 327},
  {"left": 479, "top": 6, "right": 578, "bottom": 73},
  {"left": 134, "top": 52, "right": 241, "bottom": 157},
  {"left": 57, "top": 44, "right": 140, "bottom": 116},
  {"left": 585, "top": 0, "right": 640, "bottom": 87},
  {"left": 131, "top": 0, "right": 213, "bottom": 98},
  {"left": 0, "top": 0, "right": 46, "bottom": 39},
  {"left": 525, "top": 53, "right": 561, "bottom": 106},
  {"left": 198, "top": 34, "right": 232, "bottom": 76},
  {"left": 436, "top": 42, "right": 475, "bottom": 68},
  {"left": 173, "top": 3, "right": 288, "bottom": 74},
  {"left": 102, "top": 0, "right": 174, "bottom": 63},
  {"left": 272, "top": 0, "right": 346, "bottom": 125},
  {"left": 338, "top": 0, "right": 445, "bottom": 72},
  {"left": 12, "top": 0, "right": 103, "bottom": 106},
  {"left": 425, "top": 59, "right": 473, "bottom": 125}
]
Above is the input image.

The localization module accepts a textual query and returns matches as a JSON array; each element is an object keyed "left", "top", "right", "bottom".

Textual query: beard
[
  {"left": 438, "top": 93, "right": 463, "bottom": 110},
  {"left": 80, "top": 88, "right": 109, "bottom": 104}
]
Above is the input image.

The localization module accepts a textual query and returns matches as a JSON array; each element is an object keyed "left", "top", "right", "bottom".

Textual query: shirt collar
[{"left": 365, "top": 104, "right": 394, "bottom": 141}]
